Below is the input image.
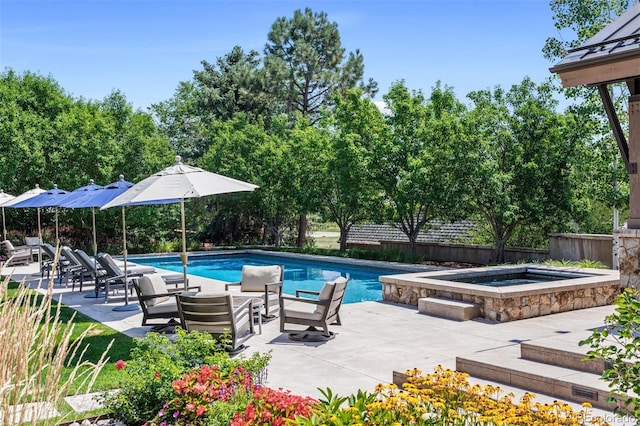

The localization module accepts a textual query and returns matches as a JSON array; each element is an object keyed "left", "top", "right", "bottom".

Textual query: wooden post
[{"left": 628, "top": 94, "right": 640, "bottom": 228}]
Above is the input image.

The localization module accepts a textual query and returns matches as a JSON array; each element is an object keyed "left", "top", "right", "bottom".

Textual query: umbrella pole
[
  {"left": 2, "top": 206, "right": 6, "bottom": 241},
  {"left": 181, "top": 198, "right": 188, "bottom": 290},
  {"left": 37, "top": 208, "right": 42, "bottom": 270},
  {"left": 55, "top": 207, "right": 59, "bottom": 246},
  {"left": 113, "top": 206, "right": 137, "bottom": 311},
  {"left": 92, "top": 207, "right": 98, "bottom": 257}
]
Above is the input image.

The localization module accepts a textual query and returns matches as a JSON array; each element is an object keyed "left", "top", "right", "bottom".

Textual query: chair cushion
[
  {"left": 147, "top": 298, "right": 178, "bottom": 315},
  {"left": 240, "top": 265, "right": 281, "bottom": 292},
  {"left": 138, "top": 275, "right": 170, "bottom": 306},
  {"left": 3, "top": 240, "right": 15, "bottom": 251},
  {"left": 25, "top": 237, "right": 41, "bottom": 246},
  {"left": 313, "top": 282, "right": 335, "bottom": 315}
]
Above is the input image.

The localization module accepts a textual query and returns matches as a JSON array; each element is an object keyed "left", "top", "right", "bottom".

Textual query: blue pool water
[{"left": 131, "top": 253, "right": 403, "bottom": 304}]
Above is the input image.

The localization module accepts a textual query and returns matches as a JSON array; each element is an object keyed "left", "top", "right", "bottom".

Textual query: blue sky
[{"left": 1, "top": 0, "right": 567, "bottom": 111}]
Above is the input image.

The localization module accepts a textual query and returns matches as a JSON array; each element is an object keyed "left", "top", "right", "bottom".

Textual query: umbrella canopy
[
  {"left": 0, "top": 190, "right": 15, "bottom": 241},
  {"left": 10, "top": 185, "right": 70, "bottom": 245},
  {"left": 101, "top": 155, "right": 259, "bottom": 288},
  {"left": 3, "top": 185, "right": 47, "bottom": 259},
  {"left": 70, "top": 176, "right": 178, "bottom": 309},
  {"left": 58, "top": 179, "right": 105, "bottom": 257}
]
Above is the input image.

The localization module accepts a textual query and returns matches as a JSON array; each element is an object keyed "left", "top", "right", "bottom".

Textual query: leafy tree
[
  {"left": 544, "top": 0, "right": 634, "bottom": 232},
  {"left": 264, "top": 7, "right": 378, "bottom": 246},
  {"left": 464, "top": 78, "right": 578, "bottom": 263},
  {"left": 195, "top": 46, "right": 277, "bottom": 123},
  {"left": 264, "top": 8, "right": 377, "bottom": 125},
  {"left": 374, "top": 82, "right": 468, "bottom": 255},
  {"left": 316, "top": 89, "right": 387, "bottom": 253}
]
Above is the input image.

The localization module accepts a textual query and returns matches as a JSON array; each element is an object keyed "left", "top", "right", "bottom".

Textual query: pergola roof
[{"left": 550, "top": 3, "right": 640, "bottom": 88}]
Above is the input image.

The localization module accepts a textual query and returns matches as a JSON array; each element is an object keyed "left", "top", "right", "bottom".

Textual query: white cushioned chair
[
  {"left": 225, "top": 265, "right": 283, "bottom": 318},
  {"left": 279, "top": 276, "right": 349, "bottom": 341},
  {"left": 133, "top": 274, "right": 200, "bottom": 328}
]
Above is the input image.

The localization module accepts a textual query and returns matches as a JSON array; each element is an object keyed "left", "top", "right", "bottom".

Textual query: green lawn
[{"left": 6, "top": 281, "right": 136, "bottom": 393}]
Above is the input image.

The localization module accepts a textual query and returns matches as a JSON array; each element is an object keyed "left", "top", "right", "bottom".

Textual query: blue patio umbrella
[
  {"left": 62, "top": 175, "right": 177, "bottom": 311},
  {"left": 10, "top": 185, "right": 70, "bottom": 246},
  {"left": 58, "top": 179, "right": 104, "bottom": 257},
  {"left": 2, "top": 184, "right": 47, "bottom": 265}
]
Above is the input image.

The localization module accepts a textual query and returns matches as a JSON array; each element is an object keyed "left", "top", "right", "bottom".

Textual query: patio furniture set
[{"left": 1, "top": 240, "right": 350, "bottom": 354}]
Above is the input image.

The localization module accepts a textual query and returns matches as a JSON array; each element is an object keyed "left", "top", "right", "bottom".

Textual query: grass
[{"left": 5, "top": 280, "right": 136, "bottom": 393}]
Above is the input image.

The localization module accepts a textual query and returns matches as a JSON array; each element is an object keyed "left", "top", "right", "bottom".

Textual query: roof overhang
[{"left": 549, "top": 3, "right": 640, "bottom": 88}]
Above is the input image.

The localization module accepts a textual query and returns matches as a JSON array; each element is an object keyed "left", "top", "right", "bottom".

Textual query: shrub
[
  {"left": 295, "top": 366, "right": 609, "bottom": 425},
  {"left": 102, "top": 328, "right": 271, "bottom": 425},
  {"left": 580, "top": 287, "right": 640, "bottom": 417},
  {"left": 231, "top": 386, "right": 317, "bottom": 425}
]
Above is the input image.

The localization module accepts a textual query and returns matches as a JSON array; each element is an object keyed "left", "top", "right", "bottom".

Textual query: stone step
[
  {"left": 418, "top": 297, "right": 480, "bottom": 321},
  {"left": 455, "top": 345, "right": 627, "bottom": 411},
  {"left": 521, "top": 339, "right": 606, "bottom": 375}
]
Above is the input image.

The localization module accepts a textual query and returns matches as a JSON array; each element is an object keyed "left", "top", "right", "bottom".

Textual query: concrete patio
[{"left": 3, "top": 260, "right": 637, "bottom": 425}]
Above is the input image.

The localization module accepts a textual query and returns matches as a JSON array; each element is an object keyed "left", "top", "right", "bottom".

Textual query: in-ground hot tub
[{"left": 379, "top": 264, "right": 620, "bottom": 322}]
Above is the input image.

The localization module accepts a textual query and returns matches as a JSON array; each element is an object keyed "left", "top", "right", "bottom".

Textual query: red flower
[
  {"left": 115, "top": 360, "right": 126, "bottom": 371},
  {"left": 154, "top": 371, "right": 161, "bottom": 379}
]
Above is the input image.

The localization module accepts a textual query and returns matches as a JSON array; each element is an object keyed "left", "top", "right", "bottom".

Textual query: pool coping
[{"left": 128, "top": 248, "right": 444, "bottom": 274}]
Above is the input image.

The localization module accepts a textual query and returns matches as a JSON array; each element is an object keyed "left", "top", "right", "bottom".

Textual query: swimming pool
[{"left": 131, "top": 252, "right": 413, "bottom": 303}]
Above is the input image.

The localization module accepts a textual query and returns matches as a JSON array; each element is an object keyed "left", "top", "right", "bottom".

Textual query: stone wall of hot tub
[{"left": 380, "top": 266, "right": 620, "bottom": 322}]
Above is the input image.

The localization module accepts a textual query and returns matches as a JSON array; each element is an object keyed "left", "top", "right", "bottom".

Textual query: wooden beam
[
  {"left": 556, "top": 57, "right": 640, "bottom": 88},
  {"left": 598, "top": 84, "right": 635, "bottom": 174}
]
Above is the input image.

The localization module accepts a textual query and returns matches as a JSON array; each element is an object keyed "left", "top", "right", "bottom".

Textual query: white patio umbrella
[
  {"left": 2, "top": 184, "right": 47, "bottom": 265},
  {"left": 101, "top": 155, "right": 259, "bottom": 288},
  {"left": 0, "top": 190, "right": 15, "bottom": 241}
]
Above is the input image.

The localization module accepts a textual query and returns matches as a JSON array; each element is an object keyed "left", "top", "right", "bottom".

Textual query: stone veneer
[
  {"left": 616, "top": 228, "right": 640, "bottom": 288},
  {"left": 380, "top": 265, "right": 620, "bottom": 322}
]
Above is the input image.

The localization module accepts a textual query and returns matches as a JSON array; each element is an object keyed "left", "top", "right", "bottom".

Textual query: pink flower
[{"left": 115, "top": 360, "right": 126, "bottom": 371}]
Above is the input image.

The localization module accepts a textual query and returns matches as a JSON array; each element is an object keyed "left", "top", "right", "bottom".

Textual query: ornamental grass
[{"left": 0, "top": 272, "right": 108, "bottom": 425}]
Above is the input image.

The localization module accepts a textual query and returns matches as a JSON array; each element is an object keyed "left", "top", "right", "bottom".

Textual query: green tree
[
  {"left": 374, "top": 82, "right": 468, "bottom": 255},
  {"left": 544, "top": 0, "right": 634, "bottom": 233},
  {"left": 465, "top": 78, "right": 578, "bottom": 263},
  {"left": 319, "top": 89, "right": 387, "bottom": 253},
  {"left": 264, "top": 8, "right": 377, "bottom": 125},
  {"left": 264, "top": 7, "right": 377, "bottom": 246}
]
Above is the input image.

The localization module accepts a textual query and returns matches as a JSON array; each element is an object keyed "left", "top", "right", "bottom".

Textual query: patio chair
[
  {"left": 74, "top": 249, "right": 108, "bottom": 291},
  {"left": 40, "top": 243, "right": 71, "bottom": 281},
  {"left": 96, "top": 253, "right": 155, "bottom": 303},
  {"left": 133, "top": 274, "right": 201, "bottom": 329},
  {"left": 279, "top": 276, "right": 349, "bottom": 341},
  {"left": 225, "top": 265, "right": 283, "bottom": 318},
  {"left": 24, "top": 236, "right": 42, "bottom": 262},
  {"left": 60, "top": 246, "right": 94, "bottom": 291},
  {"left": 177, "top": 292, "right": 255, "bottom": 354},
  {"left": 3, "top": 249, "right": 32, "bottom": 267},
  {"left": 2, "top": 240, "right": 32, "bottom": 263}
]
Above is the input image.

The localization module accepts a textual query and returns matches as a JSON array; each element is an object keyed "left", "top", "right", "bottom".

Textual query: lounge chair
[
  {"left": 224, "top": 265, "right": 283, "bottom": 318},
  {"left": 74, "top": 249, "right": 108, "bottom": 291},
  {"left": 133, "top": 274, "right": 201, "bottom": 329},
  {"left": 3, "top": 250, "right": 32, "bottom": 267},
  {"left": 96, "top": 253, "right": 155, "bottom": 303},
  {"left": 40, "top": 243, "right": 71, "bottom": 281},
  {"left": 279, "top": 276, "right": 349, "bottom": 341},
  {"left": 2, "top": 240, "right": 32, "bottom": 263},
  {"left": 60, "top": 246, "right": 94, "bottom": 291},
  {"left": 177, "top": 292, "right": 255, "bottom": 354}
]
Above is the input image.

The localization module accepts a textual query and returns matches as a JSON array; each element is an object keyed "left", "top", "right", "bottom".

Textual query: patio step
[
  {"left": 418, "top": 297, "right": 480, "bottom": 321},
  {"left": 521, "top": 340, "right": 606, "bottom": 375},
  {"left": 455, "top": 344, "right": 628, "bottom": 411}
]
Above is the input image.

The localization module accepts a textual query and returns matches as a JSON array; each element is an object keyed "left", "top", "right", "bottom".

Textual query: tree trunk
[
  {"left": 408, "top": 234, "right": 418, "bottom": 255},
  {"left": 339, "top": 227, "right": 348, "bottom": 253},
  {"left": 297, "top": 214, "right": 307, "bottom": 247},
  {"left": 492, "top": 239, "right": 507, "bottom": 264}
]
